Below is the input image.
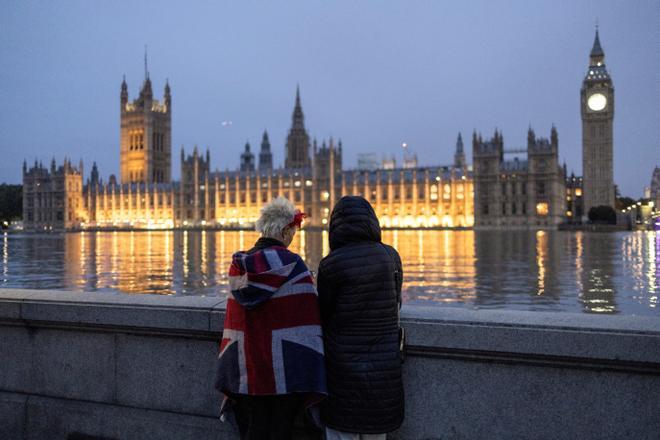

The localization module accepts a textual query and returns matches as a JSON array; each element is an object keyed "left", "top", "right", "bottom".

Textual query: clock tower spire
[{"left": 581, "top": 26, "right": 615, "bottom": 219}]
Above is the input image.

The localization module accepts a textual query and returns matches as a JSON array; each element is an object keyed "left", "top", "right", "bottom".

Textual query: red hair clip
[{"left": 288, "top": 210, "right": 306, "bottom": 228}]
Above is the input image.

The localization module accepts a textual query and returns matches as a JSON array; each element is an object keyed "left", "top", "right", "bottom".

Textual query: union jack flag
[{"left": 216, "top": 246, "right": 327, "bottom": 398}]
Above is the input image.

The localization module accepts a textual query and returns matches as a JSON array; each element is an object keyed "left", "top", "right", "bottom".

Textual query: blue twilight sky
[{"left": 1, "top": 1, "right": 659, "bottom": 197}]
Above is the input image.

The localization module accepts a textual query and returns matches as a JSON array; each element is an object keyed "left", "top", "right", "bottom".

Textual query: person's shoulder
[{"left": 270, "top": 246, "right": 306, "bottom": 265}]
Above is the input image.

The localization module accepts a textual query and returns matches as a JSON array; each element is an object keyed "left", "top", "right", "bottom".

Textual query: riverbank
[{"left": 1, "top": 288, "right": 658, "bottom": 439}]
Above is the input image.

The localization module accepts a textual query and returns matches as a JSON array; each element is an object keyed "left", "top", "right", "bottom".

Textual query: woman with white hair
[{"left": 215, "top": 197, "right": 327, "bottom": 440}]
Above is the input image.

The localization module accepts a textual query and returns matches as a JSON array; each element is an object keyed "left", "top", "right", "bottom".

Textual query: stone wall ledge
[
  {"left": 1, "top": 288, "right": 659, "bottom": 366},
  {"left": 1, "top": 288, "right": 659, "bottom": 439},
  {"left": 0, "top": 288, "right": 226, "bottom": 335}
]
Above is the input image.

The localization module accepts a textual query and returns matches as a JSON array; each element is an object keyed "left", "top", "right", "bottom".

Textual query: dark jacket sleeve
[
  {"left": 317, "top": 258, "right": 335, "bottom": 326},
  {"left": 393, "top": 247, "right": 403, "bottom": 308}
]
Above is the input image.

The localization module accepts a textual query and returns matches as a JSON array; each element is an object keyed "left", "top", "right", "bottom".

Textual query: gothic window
[
  {"left": 537, "top": 182, "right": 545, "bottom": 196},
  {"left": 522, "top": 202, "right": 527, "bottom": 215},
  {"left": 522, "top": 183, "right": 527, "bottom": 195},
  {"left": 512, "top": 203, "right": 517, "bottom": 215},
  {"left": 502, "top": 203, "right": 506, "bottom": 215},
  {"left": 501, "top": 183, "right": 506, "bottom": 197},
  {"left": 482, "top": 204, "right": 489, "bottom": 215}
]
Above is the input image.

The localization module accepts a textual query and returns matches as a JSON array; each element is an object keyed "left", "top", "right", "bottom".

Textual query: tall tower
[
  {"left": 259, "top": 130, "right": 273, "bottom": 171},
  {"left": 284, "top": 86, "right": 311, "bottom": 169},
  {"left": 581, "top": 27, "right": 615, "bottom": 216},
  {"left": 240, "top": 142, "right": 255, "bottom": 172},
  {"left": 119, "top": 60, "right": 172, "bottom": 184},
  {"left": 454, "top": 132, "right": 466, "bottom": 169}
]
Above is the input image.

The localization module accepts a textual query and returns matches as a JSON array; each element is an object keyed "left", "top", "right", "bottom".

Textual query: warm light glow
[
  {"left": 575, "top": 188, "right": 582, "bottom": 196},
  {"left": 536, "top": 203, "right": 549, "bottom": 216}
]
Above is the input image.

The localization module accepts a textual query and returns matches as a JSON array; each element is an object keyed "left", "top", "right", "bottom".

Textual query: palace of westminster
[{"left": 22, "top": 31, "right": 614, "bottom": 231}]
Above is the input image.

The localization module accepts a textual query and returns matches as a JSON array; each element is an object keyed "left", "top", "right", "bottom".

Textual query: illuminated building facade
[
  {"left": 22, "top": 159, "right": 85, "bottom": 230},
  {"left": 473, "top": 127, "right": 566, "bottom": 228},
  {"left": 120, "top": 73, "right": 172, "bottom": 184},
  {"left": 22, "top": 73, "right": 474, "bottom": 231},
  {"left": 565, "top": 173, "right": 584, "bottom": 223}
]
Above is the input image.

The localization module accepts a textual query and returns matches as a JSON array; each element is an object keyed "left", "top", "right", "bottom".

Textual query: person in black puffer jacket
[{"left": 318, "top": 195, "right": 404, "bottom": 439}]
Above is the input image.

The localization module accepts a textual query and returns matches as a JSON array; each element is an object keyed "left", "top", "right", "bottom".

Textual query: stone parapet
[{"left": 0, "top": 289, "right": 658, "bottom": 439}]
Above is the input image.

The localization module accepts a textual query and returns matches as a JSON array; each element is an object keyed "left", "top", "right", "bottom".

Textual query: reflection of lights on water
[
  {"left": 575, "top": 232, "right": 584, "bottom": 299},
  {"left": 536, "top": 231, "right": 546, "bottom": 295},
  {"left": 182, "top": 230, "right": 188, "bottom": 278},
  {"left": 649, "top": 231, "right": 658, "bottom": 308},
  {"left": 298, "top": 229, "right": 306, "bottom": 261},
  {"left": 2, "top": 232, "right": 8, "bottom": 283},
  {"left": 201, "top": 230, "right": 208, "bottom": 281},
  {"left": 79, "top": 231, "right": 87, "bottom": 289},
  {"left": 322, "top": 230, "right": 329, "bottom": 258}
]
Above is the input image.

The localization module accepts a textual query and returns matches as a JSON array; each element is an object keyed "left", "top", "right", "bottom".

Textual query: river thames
[{"left": 1, "top": 229, "right": 658, "bottom": 316}]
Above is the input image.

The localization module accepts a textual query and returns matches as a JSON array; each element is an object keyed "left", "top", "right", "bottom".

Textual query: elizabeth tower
[{"left": 581, "top": 28, "right": 615, "bottom": 216}]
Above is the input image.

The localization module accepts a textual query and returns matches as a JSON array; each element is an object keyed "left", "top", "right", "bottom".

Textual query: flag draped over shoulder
[{"left": 215, "top": 245, "right": 327, "bottom": 400}]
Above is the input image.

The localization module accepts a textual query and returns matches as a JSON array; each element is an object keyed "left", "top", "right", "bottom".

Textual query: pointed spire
[
  {"left": 551, "top": 124, "right": 558, "bottom": 147},
  {"left": 528, "top": 126, "right": 536, "bottom": 146},
  {"left": 590, "top": 26, "right": 604, "bottom": 58},
  {"left": 296, "top": 84, "right": 301, "bottom": 107},
  {"left": 180, "top": 146, "right": 185, "bottom": 162},
  {"left": 121, "top": 75, "right": 128, "bottom": 107},
  {"left": 23, "top": 159, "right": 27, "bottom": 175},
  {"left": 144, "top": 44, "right": 149, "bottom": 79},
  {"left": 456, "top": 132, "right": 464, "bottom": 153}
]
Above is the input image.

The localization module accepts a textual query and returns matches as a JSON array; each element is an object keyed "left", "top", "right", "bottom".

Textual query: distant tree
[
  {"left": 588, "top": 205, "right": 617, "bottom": 224},
  {"left": 0, "top": 184, "right": 22, "bottom": 228},
  {"left": 616, "top": 196, "right": 636, "bottom": 210}
]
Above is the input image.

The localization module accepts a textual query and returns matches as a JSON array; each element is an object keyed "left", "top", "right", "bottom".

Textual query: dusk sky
[{"left": 1, "top": 1, "right": 658, "bottom": 197}]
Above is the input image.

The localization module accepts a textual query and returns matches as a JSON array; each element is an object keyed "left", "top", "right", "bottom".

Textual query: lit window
[
  {"left": 536, "top": 203, "right": 549, "bottom": 216},
  {"left": 575, "top": 188, "right": 582, "bottom": 196},
  {"left": 321, "top": 191, "right": 330, "bottom": 201}
]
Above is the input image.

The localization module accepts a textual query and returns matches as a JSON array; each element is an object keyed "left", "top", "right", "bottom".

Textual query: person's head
[
  {"left": 255, "top": 197, "right": 305, "bottom": 247},
  {"left": 328, "top": 196, "right": 381, "bottom": 251}
]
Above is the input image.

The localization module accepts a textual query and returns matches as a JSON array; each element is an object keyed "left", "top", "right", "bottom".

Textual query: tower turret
[
  {"left": 121, "top": 75, "right": 128, "bottom": 110},
  {"left": 454, "top": 132, "right": 466, "bottom": 169},
  {"left": 164, "top": 79, "right": 171, "bottom": 109},
  {"left": 259, "top": 130, "right": 273, "bottom": 171},
  {"left": 241, "top": 142, "right": 255, "bottom": 172},
  {"left": 284, "top": 85, "right": 311, "bottom": 169}
]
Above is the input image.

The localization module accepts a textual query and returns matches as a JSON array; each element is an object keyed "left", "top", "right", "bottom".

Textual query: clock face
[{"left": 587, "top": 93, "right": 607, "bottom": 111}]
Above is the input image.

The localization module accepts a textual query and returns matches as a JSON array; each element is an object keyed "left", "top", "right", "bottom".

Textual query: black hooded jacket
[{"left": 318, "top": 196, "right": 404, "bottom": 433}]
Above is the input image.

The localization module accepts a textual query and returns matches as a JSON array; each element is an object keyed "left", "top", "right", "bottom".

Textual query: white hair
[{"left": 255, "top": 197, "right": 296, "bottom": 239}]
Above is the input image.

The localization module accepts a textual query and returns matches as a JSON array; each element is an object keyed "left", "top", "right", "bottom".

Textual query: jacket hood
[{"left": 328, "top": 196, "right": 381, "bottom": 250}]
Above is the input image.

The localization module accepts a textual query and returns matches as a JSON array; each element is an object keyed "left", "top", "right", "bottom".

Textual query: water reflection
[{"left": 0, "top": 230, "right": 658, "bottom": 316}]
